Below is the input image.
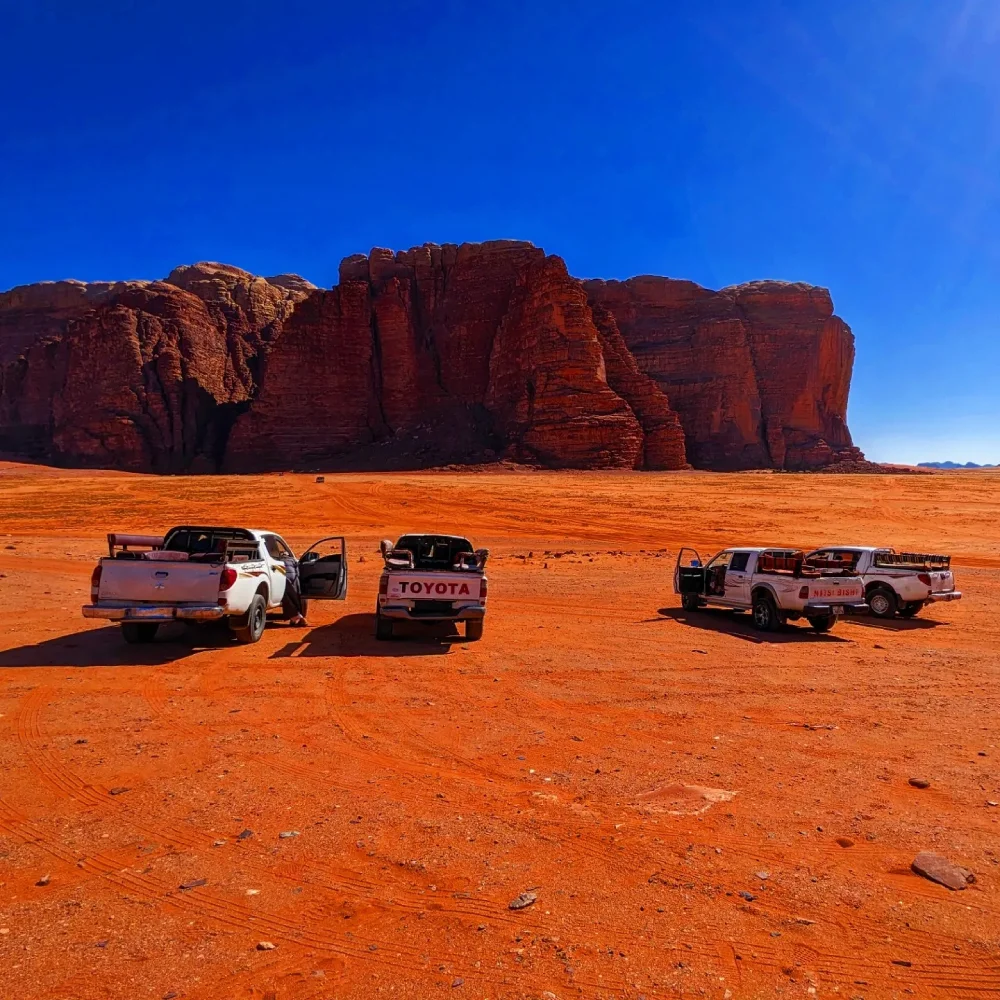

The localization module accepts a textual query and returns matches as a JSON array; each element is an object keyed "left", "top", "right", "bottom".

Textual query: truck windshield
[{"left": 395, "top": 535, "right": 474, "bottom": 571}]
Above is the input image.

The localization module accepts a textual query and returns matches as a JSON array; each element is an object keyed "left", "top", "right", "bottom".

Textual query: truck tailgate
[
  {"left": 386, "top": 572, "right": 482, "bottom": 601},
  {"left": 98, "top": 559, "right": 222, "bottom": 604}
]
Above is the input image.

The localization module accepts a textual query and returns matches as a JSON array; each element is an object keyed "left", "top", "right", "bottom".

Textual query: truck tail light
[
  {"left": 480, "top": 578, "right": 488, "bottom": 602},
  {"left": 90, "top": 564, "right": 102, "bottom": 602},
  {"left": 219, "top": 567, "right": 238, "bottom": 591},
  {"left": 917, "top": 573, "right": 931, "bottom": 586},
  {"left": 798, "top": 585, "right": 809, "bottom": 599},
  {"left": 378, "top": 574, "right": 388, "bottom": 596}
]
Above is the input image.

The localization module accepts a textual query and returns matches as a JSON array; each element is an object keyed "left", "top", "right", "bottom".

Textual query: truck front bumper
[
  {"left": 803, "top": 601, "right": 869, "bottom": 616},
  {"left": 82, "top": 604, "right": 226, "bottom": 622},
  {"left": 927, "top": 590, "right": 962, "bottom": 603},
  {"left": 378, "top": 603, "right": 486, "bottom": 622}
]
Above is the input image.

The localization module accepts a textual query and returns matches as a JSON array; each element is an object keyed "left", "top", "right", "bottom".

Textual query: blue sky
[{"left": 2, "top": 1, "right": 998, "bottom": 463}]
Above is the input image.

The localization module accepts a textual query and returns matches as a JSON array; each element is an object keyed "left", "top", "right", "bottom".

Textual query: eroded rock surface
[
  {"left": 0, "top": 244, "right": 861, "bottom": 472},
  {"left": 584, "top": 276, "right": 862, "bottom": 470}
]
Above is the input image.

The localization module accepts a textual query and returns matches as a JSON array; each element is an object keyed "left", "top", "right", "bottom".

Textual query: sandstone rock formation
[
  {"left": 0, "top": 265, "right": 313, "bottom": 471},
  {"left": 583, "top": 276, "right": 862, "bottom": 470},
  {"left": 0, "top": 242, "right": 862, "bottom": 473}
]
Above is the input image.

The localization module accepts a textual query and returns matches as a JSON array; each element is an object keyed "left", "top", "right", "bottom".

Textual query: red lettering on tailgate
[{"left": 460, "top": 583, "right": 470, "bottom": 595}]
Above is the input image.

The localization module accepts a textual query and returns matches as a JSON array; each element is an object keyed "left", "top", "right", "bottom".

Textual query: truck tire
[
  {"left": 751, "top": 593, "right": 781, "bottom": 632},
  {"left": 121, "top": 622, "right": 158, "bottom": 644},
  {"left": 681, "top": 593, "right": 702, "bottom": 611},
  {"left": 465, "top": 618, "right": 484, "bottom": 641},
  {"left": 231, "top": 594, "right": 267, "bottom": 644},
  {"left": 808, "top": 615, "right": 836, "bottom": 633},
  {"left": 375, "top": 606, "right": 394, "bottom": 640},
  {"left": 867, "top": 585, "right": 898, "bottom": 619},
  {"left": 898, "top": 601, "right": 923, "bottom": 618}
]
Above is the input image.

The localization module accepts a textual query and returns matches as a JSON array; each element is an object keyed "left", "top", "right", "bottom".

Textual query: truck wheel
[
  {"left": 680, "top": 593, "right": 702, "bottom": 611},
  {"left": 868, "top": 585, "right": 898, "bottom": 619},
  {"left": 231, "top": 594, "right": 267, "bottom": 644},
  {"left": 121, "top": 622, "right": 158, "bottom": 644},
  {"left": 751, "top": 593, "right": 781, "bottom": 632},
  {"left": 465, "top": 618, "right": 484, "bottom": 641},
  {"left": 808, "top": 615, "right": 835, "bottom": 633},
  {"left": 898, "top": 602, "right": 922, "bottom": 618},
  {"left": 375, "top": 606, "right": 394, "bottom": 640}
]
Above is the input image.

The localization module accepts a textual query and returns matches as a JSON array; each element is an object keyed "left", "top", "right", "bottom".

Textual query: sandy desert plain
[{"left": 0, "top": 462, "right": 998, "bottom": 1000}]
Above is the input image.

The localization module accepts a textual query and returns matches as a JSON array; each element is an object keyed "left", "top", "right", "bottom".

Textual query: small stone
[
  {"left": 246, "top": 889, "right": 260, "bottom": 895},
  {"left": 912, "top": 851, "right": 975, "bottom": 890},
  {"left": 892, "top": 959, "right": 912, "bottom": 967},
  {"left": 451, "top": 978, "right": 464, "bottom": 988},
  {"left": 508, "top": 891, "right": 537, "bottom": 910},
  {"left": 368, "top": 943, "right": 378, "bottom": 952},
  {"left": 108, "top": 786, "right": 130, "bottom": 795},
  {"left": 237, "top": 828, "right": 253, "bottom": 840},
  {"left": 836, "top": 837, "right": 855, "bottom": 848},
  {"left": 163, "top": 993, "right": 178, "bottom": 999},
  {"left": 279, "top": 830, "right": 300, "bottom": 839},
  {"left": 75, "top": 739, "right": 88, "bottom": 744},
  {"left": 179, "top": 878, "right": 207, "bottom": 890},
  {"left": 908, "top": 777, "right": 930, "bottom": 789},
  {"left": 988, "top": 801, "right": 999, "bottom": 808},
  {"left": 36, "top": 874, "right": 51, "bottom": 886},
  {"left": 256, "top": 941, "right": 276, "bottom": 950},
  {"left": 738, "top": 891, "right": 756, "bottom": 902},
  {"left": 96, "top": 939, "right": 108, "bottom": 948},
  {"left": 213, "top": 840, "right": 226, "bottom": 847},
  {"left": 755, "top": 870, "right": 770, "bottom": 880}
]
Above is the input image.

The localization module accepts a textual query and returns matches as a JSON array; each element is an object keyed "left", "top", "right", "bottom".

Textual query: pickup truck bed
[
  {"left": 675, "top": 546, "right": 868, "bottom": 632},
  {"left": 806, "top": 546, "right": 961, "bottom": 619},
  {"left": 83, "top": 527, "right": 347, "bottom": 644},
  {"left": 376, "top": 533, "right": 488, "bottom": 640}
]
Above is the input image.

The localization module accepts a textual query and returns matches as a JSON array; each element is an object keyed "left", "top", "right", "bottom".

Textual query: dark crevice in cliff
[{"left": 367, "top": 299, "right": 389, "bottom": 436}]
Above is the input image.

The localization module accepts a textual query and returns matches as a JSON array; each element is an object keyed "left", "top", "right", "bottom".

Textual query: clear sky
[{"left": 2, "top": 1, "right": 998, "bottom": 463}]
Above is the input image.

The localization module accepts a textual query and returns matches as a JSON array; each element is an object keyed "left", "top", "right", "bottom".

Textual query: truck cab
[{"left": 675, "top": 546, "right": 868, "bottom": 632}]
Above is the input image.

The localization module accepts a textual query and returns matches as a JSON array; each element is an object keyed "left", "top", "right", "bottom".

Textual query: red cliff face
[
  {"left": 0, "top": 243, "right": 861, "bottom": 473},
  {"left": 0, "top": 264, "right": 313, "bottom": 471},
  {"left": 583, "top": 276, "right": 862, "bottom": 470}
]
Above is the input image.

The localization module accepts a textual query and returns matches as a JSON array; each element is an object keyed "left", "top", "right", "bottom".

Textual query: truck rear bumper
[
  {"left": 379, "top": 603, "right": 486, "bottom": 622},
  {"left": 804, "top": 601, "right": 869, "bottom": 616},
  {"left": 927, "top": 590, "right": 962, "bottom": 603},
  {"left": 82, "top": 604, "right": 225, "bottom": 622}
]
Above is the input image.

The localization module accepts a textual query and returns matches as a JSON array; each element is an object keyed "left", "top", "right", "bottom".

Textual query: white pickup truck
[
  {"left": 804, "top": 546, "right": 961, "bottom": 619},
  {"left": 376, "top": 533, "right": 488, "bottom": 641},
  {"left": 674, "top": 546, "right": 868, "bottom": 632},
  {"left": 83, "top": 526, "right": 347, "bottom": 644}
]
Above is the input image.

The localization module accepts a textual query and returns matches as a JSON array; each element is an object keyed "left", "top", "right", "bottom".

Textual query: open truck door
[
  {"left": 299, "top": 536, "right": 348, "bottom": 600},
  {"left": 674, "top": 547, "right": 706, "bottom": 595}
]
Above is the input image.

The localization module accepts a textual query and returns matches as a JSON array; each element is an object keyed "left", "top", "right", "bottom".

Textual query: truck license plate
[{"left": 832, "top": 605, "right": 844, "bottom": 615}]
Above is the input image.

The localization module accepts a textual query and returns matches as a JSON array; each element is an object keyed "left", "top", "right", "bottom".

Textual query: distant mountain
[{"left": 918, "top": 461, "right": 998, "bottom": 469}]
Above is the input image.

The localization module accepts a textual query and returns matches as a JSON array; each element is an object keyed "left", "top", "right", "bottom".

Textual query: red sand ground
[{"left": 0, "top": 463, "right": 998, "bottom": 999}]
